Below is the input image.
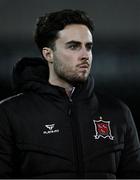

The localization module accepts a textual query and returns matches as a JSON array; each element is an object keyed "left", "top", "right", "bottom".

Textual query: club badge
[{"left": 93, "top": 116, "right": 114, "bottom": 140}]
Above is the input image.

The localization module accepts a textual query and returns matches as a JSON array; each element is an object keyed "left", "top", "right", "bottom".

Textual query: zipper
[{"left": 67, "top": 97, "right": 85, "bottom": 178}]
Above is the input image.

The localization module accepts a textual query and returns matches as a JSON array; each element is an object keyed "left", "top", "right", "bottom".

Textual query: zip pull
[{"left": 68, "top": 87, "right": 75, "bottom": 102}]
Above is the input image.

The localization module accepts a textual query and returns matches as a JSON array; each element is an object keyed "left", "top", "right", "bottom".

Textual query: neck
[
  {"left": 49, "top": 76, "right": 75, "bottom": 97},
  {"left": 48, "top": 65, "right": 76, "bottom": 97}
]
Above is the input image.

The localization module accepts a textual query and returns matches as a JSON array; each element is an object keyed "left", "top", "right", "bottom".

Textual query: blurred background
[{"left": 0, "top": 0, "right": 140, "bottom": 136}]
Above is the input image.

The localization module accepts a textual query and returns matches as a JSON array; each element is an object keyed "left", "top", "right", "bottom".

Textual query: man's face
[{"left": 52, "top": 24, "right": 93, "bottom": 84}]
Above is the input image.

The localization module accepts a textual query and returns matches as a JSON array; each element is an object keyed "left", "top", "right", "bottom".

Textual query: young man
[{"left": 0, "top": 9, "right": 140, "bottom": 178}]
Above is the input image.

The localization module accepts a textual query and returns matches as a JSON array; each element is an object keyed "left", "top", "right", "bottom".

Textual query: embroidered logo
[
  {"left": 43, "top": 124, "right": 59, "bottom": 134},
  {"left": 93, "top": 117, "right": 114, "bottom": 140}
]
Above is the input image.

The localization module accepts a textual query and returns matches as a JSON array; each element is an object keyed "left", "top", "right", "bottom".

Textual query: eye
[
  {"left": 86, "top": 44, "right": 93, "bottom": 51},
  {"left": 69, "top": 44, "right": 79, "bottom": 50}
]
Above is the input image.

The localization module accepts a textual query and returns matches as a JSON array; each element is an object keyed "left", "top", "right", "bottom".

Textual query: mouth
[{"left": 77, "top": 63, "right": 90, "bottom": 70}]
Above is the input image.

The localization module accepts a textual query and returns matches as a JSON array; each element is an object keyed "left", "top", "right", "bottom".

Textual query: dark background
[{"left": 0, "top": 0, "right": 140, "bottom": 136}]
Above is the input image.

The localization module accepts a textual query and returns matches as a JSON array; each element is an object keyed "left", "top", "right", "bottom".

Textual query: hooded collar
[
  {"left": 13, "top": 57, "right": 49, "bottom": 92},
  {"left": 12, "top": 57, "right": 95, "bottom": 101}
]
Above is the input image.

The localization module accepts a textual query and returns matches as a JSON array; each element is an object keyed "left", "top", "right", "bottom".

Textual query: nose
[{"left": 80, "top": 47, "right": 89, "bottom": 61}]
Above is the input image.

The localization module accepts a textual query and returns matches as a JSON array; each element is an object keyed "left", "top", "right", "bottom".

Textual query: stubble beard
[{"left": 53, "top": 59, "right": 90, "bottom": 86}]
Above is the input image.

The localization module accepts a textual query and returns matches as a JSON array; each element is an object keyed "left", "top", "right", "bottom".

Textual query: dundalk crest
[{"left": 93, "top": 117, "right": 114, "bottom": 140}]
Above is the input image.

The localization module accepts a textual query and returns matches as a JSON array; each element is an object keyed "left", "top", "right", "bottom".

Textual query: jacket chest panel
[
  {"left": 72, "top": 103, "right": 125, "bottom": 174},
  {"left": 9, "top": 98, "right": 125, "bottom": 177}
]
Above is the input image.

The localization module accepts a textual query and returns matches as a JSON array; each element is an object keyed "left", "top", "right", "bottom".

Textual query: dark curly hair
[{"left": 34, "top": 9, "right": 94, "bottom": 52}]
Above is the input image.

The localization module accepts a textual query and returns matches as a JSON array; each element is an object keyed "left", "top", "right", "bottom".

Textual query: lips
[
  {"left": 77, "top": 63, "right": 89, "bottom": 69},
  {"left": 79, "top": 64, "right": 89, "bottom": 68}
]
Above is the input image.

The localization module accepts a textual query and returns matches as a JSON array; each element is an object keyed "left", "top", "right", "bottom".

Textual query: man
[{"left": 0, "top": 9, "right": 140, "bottom": 179}]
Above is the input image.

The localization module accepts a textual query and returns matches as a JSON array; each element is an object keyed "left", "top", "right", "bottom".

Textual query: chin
[
  {"left": 78, "top": 73, "right": 89, "bottom": 82},
  {"left": 62, "top": 72, "right": 89, "bottom": 85},
  {"left": 69, "top": 76, "right": 88, "bottom": 86}
]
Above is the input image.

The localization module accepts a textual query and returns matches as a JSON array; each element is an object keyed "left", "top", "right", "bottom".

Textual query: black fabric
[
  {"left": 0, "top": 57, "right": 140, "bottom": 178},
  {"left": 12, "top": 57, "right": 49, "bottom": 92}
]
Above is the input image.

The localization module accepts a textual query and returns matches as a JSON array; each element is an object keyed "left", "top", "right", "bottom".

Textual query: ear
[{"left": 42, "top": 47, "right": 53, "bottom": 63}]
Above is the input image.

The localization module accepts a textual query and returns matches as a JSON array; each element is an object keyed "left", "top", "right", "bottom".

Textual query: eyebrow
[{"left": 65, "top": 40, "right": 93, "bottom": 46}]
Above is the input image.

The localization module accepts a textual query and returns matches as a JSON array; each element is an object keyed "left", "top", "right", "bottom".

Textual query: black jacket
[{"left": 0, "top": 57, "right": 140, "bottom": 179}]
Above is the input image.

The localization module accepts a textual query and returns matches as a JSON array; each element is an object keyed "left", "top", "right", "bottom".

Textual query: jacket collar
[{"left": 13, "top": 57, "right": 95, "bottom": 101}]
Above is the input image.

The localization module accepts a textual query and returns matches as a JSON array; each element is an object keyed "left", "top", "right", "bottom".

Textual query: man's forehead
[{"left": 57, "top": 24, "right": 93, "bottom": 43}]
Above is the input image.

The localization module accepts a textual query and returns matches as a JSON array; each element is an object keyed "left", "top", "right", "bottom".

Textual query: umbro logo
[{"left": 43, "top": 124, "right": 59, "bottom": 135}]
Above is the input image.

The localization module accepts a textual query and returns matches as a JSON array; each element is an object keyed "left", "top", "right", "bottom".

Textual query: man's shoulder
[
  {"left": 0, "top": 93, "right": 24, "bottom": 105},
  {"left": 94, "top": 91, "right": 134, "bottom": 131},
  {"left": 0, "top": 91, "right": 36, "bottom": 110},
  {"left": 95, "top": 90, "right": 130, "bottom": 114}
]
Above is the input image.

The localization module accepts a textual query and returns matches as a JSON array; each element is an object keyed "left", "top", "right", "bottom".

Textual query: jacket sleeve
[
  {"left": 117, "top": 104, "right": 140, "bottom": 178},
  {"left": 0, "top": 106, "right": 16, "bottom": 178}
]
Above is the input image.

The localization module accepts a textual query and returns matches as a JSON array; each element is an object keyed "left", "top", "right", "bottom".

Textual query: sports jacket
[{"left": 0, "top": 57, "right": 140, "bottom": 179}]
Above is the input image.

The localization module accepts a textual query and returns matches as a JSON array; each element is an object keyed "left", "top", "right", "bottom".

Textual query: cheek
[
  {"left": 89, "top": 52, "right": 93, "bottom": 61},
  {"left": 60, "top": 52, "right": 77, "bottom": 66},
  {"left": 88, "top": 54, "right": 93, "bottom": 67},
  {"left": 61, "top": 51, "right": 75, "bottom": 59}
]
